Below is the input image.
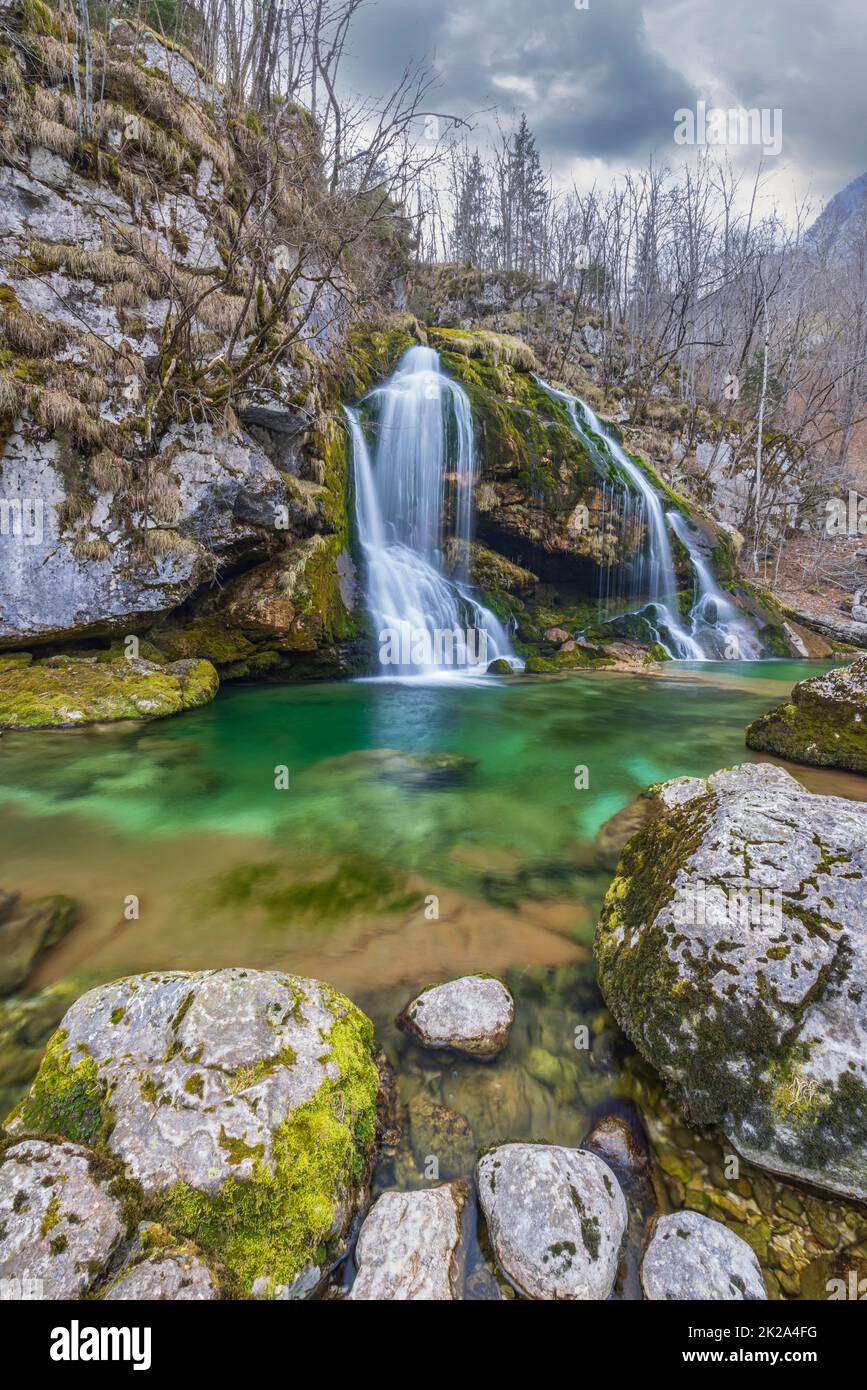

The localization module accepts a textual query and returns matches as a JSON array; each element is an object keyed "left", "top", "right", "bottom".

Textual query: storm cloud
[{"left": 339, "top": 0, "right": 866, "bottom": 211}]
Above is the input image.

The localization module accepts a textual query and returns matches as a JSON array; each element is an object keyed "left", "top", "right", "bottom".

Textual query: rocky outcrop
[
  {"left": 746, "top": 655, "right": 867, "bottom": 772},
  {"left": 428, "top": 329, "right": 608, "bottom": 587},
  {"left": 641, "top": 1211, "right": 766, "bottom": 1301},
  {"left": 397, "top": 975, "right": 515, "bottom": 1060},
  {"left": 348, "top": 1183, "right": 469, "bottom": 1300},
  {"left": 0, "top": 891, "right": 77, "bottom": 995},
  {"left": 0, "top": 9, "right": 384, "bottom": 680},
  {"left": 596, "top": 763, "right": 867, "bottom": 1202},
  {"left": 5, "top": 969, "right": 383, "bottom": 1297},
  {"left": 476, "top": 1143, "right": 627, "bottom": 1299},
  {"left": 0, "top": 652, "right": 218, "bottom": 728}
]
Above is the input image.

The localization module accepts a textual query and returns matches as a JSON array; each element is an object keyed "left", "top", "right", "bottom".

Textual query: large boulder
[
  {"left": 641, "top": 1211, "right": 766, "bottom": 1301},
  {"left": 745, "top": 656, "right": 867, "bottom": 772},
  {"left": 595, "top": 763, "right": 867, "bottom": 1201},
  {"left": 476, "top": 1143, "right": 627, "bottom": 1299},
  {"left": 348, "top": 1183, "right": 469, "bottom": 1300},
  {"left": 6, "top": 969, "right": 383, "bottom": 1297},
  {"left": 0, "top": 1137, "right": 125, "bottom": 1299},
  {"left": 0, "top": 653, "right": 218, "bottom": 729},
  {"left": 397, "top": 975, "right": 515, "bottom": 1060}
]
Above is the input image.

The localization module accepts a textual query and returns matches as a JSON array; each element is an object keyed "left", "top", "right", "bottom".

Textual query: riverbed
[{"left": 2, "top": 660, "right": 865, "bottom": 1296}]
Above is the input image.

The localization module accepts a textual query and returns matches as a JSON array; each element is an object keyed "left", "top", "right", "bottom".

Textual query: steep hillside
[{"left": 0, "top": 1, "right": 409, "bottom": 711}]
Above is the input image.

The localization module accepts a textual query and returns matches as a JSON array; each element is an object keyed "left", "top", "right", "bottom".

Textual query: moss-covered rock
[
  {"left": 0, "top": 1136, "right": 127, "bottom": 1299},
  {"left": 746, "top": 655, "right": 867, "bottom": 772},
  {"left": 595, "top": 762, "right": 867, "bottom": 1202},
  {"left": 426, "top": 329, "right": 605, "bottom": 582},
  {"left": 5, "top": 969, "right": 383, "bottom": 1297},
  {"left": 0, "top": 653, "right": 219, "bottom": 729}
]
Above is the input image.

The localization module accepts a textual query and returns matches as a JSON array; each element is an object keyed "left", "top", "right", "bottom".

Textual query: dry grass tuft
[
  {"left": 140, "top": 527, "right": 197, "bottom": 559},
  {"left": 90, "top": 450, "right": 131, "bottom": 492},
  {"left": 30, "top": 115, "right": 77, "bottom": 158},
  {"left": 105, "top": 280, "right": 146, "bottom": 310},
  {"left": 0, "top": 372, "right": 22, "bottom": 419},
  {"left": 71, "top": 535, "right": 112, "bottom": 562},
  {"left": 1, "top": 302, "right": 67, "bottom": 357}
]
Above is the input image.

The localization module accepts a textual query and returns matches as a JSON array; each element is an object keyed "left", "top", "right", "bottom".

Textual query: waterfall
[
  {"left": 346, "top": 346, "right": 516, "bottom": 677},
  {"left": 541, "top": 381, "right": 763, "bottom": 660},
  {"left": 667, "top": 512, "right": 766, "bottom": 659}
]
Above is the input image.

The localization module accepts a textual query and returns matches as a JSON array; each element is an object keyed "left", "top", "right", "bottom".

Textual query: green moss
[
  {"left": 151, "top": 619, "right": 255, "bottom": 667},
  {"left": 5, "top": 1030, "right": 114, "bottom": 1146},
  {"left": 153, "top": 997, "right": 379, "bottom": 1292},
  {"left": 40, "top": 1191, "right": 61, "bottom": 1237},
  {"left": 746, "top": 659, "right": 867, "bottom": 773},
  {"left": 0, "top": 655, "right": 219, "bottom": 730}
]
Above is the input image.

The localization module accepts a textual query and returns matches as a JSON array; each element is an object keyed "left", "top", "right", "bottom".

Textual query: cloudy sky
[{"left": 340, "top": 0, "right": 867, "bottom": 219}]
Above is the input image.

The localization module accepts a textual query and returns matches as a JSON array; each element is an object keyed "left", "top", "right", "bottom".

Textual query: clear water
[{"left": 2, "top": 661, "right": 864, "bottom": 1296}]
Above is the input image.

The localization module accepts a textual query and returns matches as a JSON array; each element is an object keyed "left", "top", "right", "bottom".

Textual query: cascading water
[
  {"left": 540, "top": 381, "right": 764, "bottom": 660},
  {"left": 667, "top": 512, "right": 766, "bottom": 659},
  {"left": 346, "top": 346, "right": 516, "bottom": 678}
]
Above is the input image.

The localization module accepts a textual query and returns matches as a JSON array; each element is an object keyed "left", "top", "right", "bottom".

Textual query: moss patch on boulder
[
  {"left": 0, "top": 654, "right": 219, "bottom": 729},
  {"left": 746, "top": 656, "right": 867, "bottom": 772},
  {"left": 5, "top": 969, "right": 383, "bottom": 1296}
]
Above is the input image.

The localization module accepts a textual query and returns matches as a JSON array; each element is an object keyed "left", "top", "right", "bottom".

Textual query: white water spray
[{"left": 346, "top": 347, "right": 516, "bottom": 678}]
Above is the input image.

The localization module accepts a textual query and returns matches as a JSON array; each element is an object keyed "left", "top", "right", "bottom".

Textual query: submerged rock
[
  {"left": 641, "top": 1211, "right": 766, "bottom": 1300},
  {"left": 397, "top": 975, "right": 515, "bottom": 1060},
  {"left": 583, "top": 1112, "right": 649, "bottom": 1177},
  {"left": 0, "top": 893, "right": 78, "bottom": 996},
  {"left": 6, "top": 969, "right": 382, "bottom": 1296},
  {"left": 0, "top": 654, "right": 219, "bottom": 729},
  {"left": 408, "top": 1093, "right": 477, "bottom": 1179},
  {"left": 348, "top": 1182, "right": 469, "bottom": 1300},
  {"left": 593, "top": 796, "right": 660, "bottom": 871},
  {"left": 376, "top": 750, "right": 479, "bottom": 790},
  {"left": 476, "top": 1143, "right": 627, "bottom": 1299},
  {"left": 596, "top": 763, "right": 867, "bottom": 1202},
  {"left": 745, "top": 655, "right": 867, "bottom": 772},
  {"left": 0, "top": 1138, "right": 124, "bottom": 1299}
]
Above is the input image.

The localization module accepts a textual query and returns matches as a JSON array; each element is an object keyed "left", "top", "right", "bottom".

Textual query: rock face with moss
[
  {"left": 476, "top": 1143, "right": 627, "bottom": 1299},
  {"left": 746, "top": 656, "right": 867, "bottom": 772},
  {"left": 0, "top": 652, "right": 218, "bottom": 728},
  {"left": 595, "top": 763, "right": 867, "bottom": 1202},
  {"left": 6, "top": 968, "right": 383, "bottom": 1297},
  {"left": 0, "top": 9, "right": 385, "bottom": 680}
]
